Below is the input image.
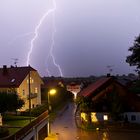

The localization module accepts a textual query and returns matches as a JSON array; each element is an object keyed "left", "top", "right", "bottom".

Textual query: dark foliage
[
  {"left": 0, "top": 127, "right": 9, "bottom": 138},
  {"left": 126, "top": 34, "right": 140, "bottom": 74},
  {"left": 0, "top": 92, "right": 24, "bottom": 113}
]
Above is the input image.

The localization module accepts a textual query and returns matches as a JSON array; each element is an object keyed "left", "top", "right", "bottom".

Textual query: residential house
[
  {"left": 77, "top": 76, "right": 140, "bottom": 124},
  {"left": 0, "top": 65, "right": 43, "bottom": 111},
  {"left": 66, "top": 82, "right": 82, "bottom": 99}
]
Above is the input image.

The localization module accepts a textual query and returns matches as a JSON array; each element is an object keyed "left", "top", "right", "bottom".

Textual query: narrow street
[
  {"left": 51, "top": 102, "right": 110, "bottom": 140},
  {"left": 50, "top": 102, "right": 140, "bottom": 140}
]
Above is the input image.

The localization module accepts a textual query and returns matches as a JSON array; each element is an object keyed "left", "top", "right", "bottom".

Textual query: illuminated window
[
  {"left": 81, "top": 112, "right": 88, "bottom": 122},
  {"left": 35, "top": 87, "right": 38, "bottom": 93},
  {"left": 31, "top": 79, "right": 34, "bottom": 83},
  {"left": 91, "top": 112, "right": 98, "bottom": 122},
  {"left": 103, "top": 115, "right": 108, "bottom": 121},
  {"left": 27, "top": 77, "right": 34, "bottom": 84}
]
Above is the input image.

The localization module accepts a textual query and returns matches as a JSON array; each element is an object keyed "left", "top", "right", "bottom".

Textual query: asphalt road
[{"left": 51, "top": 102, "right": 140, "bottom": 140}]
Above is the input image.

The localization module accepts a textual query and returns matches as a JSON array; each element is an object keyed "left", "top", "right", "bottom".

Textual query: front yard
[{"left": 3, "top": 115, "right": 35, "bottom": 135}]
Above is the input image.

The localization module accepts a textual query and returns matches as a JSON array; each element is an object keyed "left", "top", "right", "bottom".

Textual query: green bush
[
  {"left": 31, "top": 104, "right": 48, "bottom": 117},
  {"left": 0, "top": 127, "right": 9, "bottom": 138},
  {"left": 3, "top": 114, "right": 34, "bottom": 121}
]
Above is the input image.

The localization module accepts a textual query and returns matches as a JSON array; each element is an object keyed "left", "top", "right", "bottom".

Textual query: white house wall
[
  {"left": 123, "top": 112, "right": 140, "bottom": 123},
  {"left": 17, "top": 71, "right": 42, "bottom": 111}
]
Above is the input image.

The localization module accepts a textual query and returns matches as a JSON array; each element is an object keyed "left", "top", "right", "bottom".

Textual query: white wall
[{"left": 123, "top": 112, "right": 140, "bottom": 123}]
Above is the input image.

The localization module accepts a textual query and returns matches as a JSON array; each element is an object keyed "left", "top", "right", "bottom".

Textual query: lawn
[{"left": 3, "top": 115, "right": 35, "bottom": 135}]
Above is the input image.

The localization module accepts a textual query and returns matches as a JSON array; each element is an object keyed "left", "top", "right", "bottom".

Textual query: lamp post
[
  {"left": 47, "top": 89, "right": 56, "bottom": 135},
  {"left": 0, "top": 113, "right": 2, "bottom": 126},
  {"left": 48, "top": 89, "right": 56, "bottom": 111}
]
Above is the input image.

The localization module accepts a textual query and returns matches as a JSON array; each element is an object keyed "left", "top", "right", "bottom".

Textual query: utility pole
[
  {"left": 28, "top": 65, "right": 31, "bottom": 122},
  {"left": 107, "top": 65, "right": 114, "bottom": 75}
]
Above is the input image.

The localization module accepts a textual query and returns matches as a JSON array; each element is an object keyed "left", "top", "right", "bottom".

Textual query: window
[
  {"left": 27, "top": 77, "right": 34, "bottom": 84},
  {"left": 23, "top": 90, "right": 25, "bottom": 96},
  {"left": 35, "top": 87, "right": 38, "bottom": 93},
  {"left": 131, "top": 115, "right": 136, "bottom": 121},
  {"left": 103, "top": 115, "right": 108, "bottom": 121},
  {"left": 31, "top": 79, "right": 34, "bottom": 83},
  {"left": 11, "top": 78, "right": 15, "bottom": 83}
]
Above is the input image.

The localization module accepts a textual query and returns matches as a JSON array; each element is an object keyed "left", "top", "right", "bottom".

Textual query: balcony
[{"left": 27, "top": 93, "right": 37, "bottom": 99}]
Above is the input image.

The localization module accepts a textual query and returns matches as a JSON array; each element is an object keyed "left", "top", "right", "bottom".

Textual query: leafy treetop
[{"left": 126, "top": 34, "right": 140, "bottom": 74}]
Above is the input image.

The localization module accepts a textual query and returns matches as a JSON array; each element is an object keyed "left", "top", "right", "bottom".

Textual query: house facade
[
  {"left": 66, "top": 82, "right": 82, "bottom": 99},
  {"left": 77, "top": 76, "right": 140, "bottom": 124},
  {"left": 0, "top": 65, "right": 43, "bottom": 111}
]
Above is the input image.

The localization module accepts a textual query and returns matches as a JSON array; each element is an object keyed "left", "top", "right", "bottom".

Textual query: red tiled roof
[
  {"left": 78, "top": 77, "right": 112, "bottom": 97},
  {"left": 0, "top": 66, "right": 36, "bottom": 88}
]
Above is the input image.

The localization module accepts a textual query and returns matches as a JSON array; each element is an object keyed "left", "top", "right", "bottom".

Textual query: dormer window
[{"left": 11, "top": 78, "right": 15, "bottom": 83}]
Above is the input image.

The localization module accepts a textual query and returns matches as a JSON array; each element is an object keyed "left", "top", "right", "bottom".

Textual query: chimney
[
  {"left": 3, "top": 65, "right": 8, "bottom": 75},
  {"left": 107, "top": 73, "right": 111, "bottom": 77}
]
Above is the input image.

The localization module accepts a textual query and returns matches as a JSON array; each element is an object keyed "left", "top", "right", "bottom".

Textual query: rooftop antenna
[
  {"left": 11, "top": 58, "right": 18, "bottom": 67},
  {"left": 107, "top": 65, "right": 114, "bottom": 75}
]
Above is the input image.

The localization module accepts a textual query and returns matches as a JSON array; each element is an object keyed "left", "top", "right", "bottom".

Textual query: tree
[
  {"left": 0, "top": 92, "right": 24, "bottom": 113},
  {"left": 75, "top": 96, "right": 93, "bottom": 124},
  {"left": 126, "top": 34, "right": 140, "bottom": 74}
]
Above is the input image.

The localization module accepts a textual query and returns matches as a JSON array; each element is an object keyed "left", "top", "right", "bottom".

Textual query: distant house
[
  {"left": 77, "top": 76, "right": 140, "bottom": 124},
  {"left": 66, "top": 82, "right": 82, "bottom": 99},
  {"left": 0, "top": 65, "right": 43, "bottom": 111}
]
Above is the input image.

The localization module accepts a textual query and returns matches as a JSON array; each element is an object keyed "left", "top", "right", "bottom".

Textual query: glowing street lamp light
[{"left": 49, "top": 89, "right": 56, "bottom": 96}]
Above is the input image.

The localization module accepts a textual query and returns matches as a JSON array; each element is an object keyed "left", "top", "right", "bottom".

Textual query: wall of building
[
  {"left": 17, "top": 71, "right": 42, "bottom": 111},
  {"left": 81, "top": 112, "right": 111, "bottom": 123},
  {"left": 123, "top": 112, "right": 140, "bottom": 123},
  {"left": 67, "top": 84, "right": 81, "bottom": 99}
]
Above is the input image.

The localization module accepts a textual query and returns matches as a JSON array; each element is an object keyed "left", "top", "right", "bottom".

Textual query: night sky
[{"left": 0, "top": 0, "right": 140, "bottom": 77}]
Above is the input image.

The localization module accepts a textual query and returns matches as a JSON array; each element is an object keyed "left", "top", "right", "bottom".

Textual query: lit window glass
[{"left": 35, "top": 88, "right": 38, "bottom": 93}]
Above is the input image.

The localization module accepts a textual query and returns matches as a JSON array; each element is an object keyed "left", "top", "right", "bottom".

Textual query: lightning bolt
[
  {"left": 48, "top": 1, "right": 63, "bottom": 77},
  {"left": 26, "top": 0, "right": 63, "bottom": 77}
]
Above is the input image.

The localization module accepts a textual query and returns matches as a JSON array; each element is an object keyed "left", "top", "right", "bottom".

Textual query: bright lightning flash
[{"left": 26, "top": 0, "right": 63, "bottom": 77}]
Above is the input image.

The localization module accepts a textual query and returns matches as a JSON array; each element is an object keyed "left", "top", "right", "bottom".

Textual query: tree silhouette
[
  {"left": 0, "top": 92, "right": 24, "bottom": 113},
  {"left": 126, "top": 34, "right": 140, "bottom": 75}
]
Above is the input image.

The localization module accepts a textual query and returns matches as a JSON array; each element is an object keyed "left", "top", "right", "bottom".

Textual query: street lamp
[
  {"left": 48, "top": 89, "right": 56, "bottom": 111},
  {"left": 47, "top": 88, "right": 56, "bottom": 135}
]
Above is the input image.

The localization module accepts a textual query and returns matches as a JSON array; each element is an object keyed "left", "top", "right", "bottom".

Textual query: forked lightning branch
[{"left": 26, "top": 0, "right": 63, "bottom": 77}]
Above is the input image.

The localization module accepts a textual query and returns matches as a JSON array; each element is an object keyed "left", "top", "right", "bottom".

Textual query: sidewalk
[{"left": 44, "top": 134, "right": 58, "bottom": 140}]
